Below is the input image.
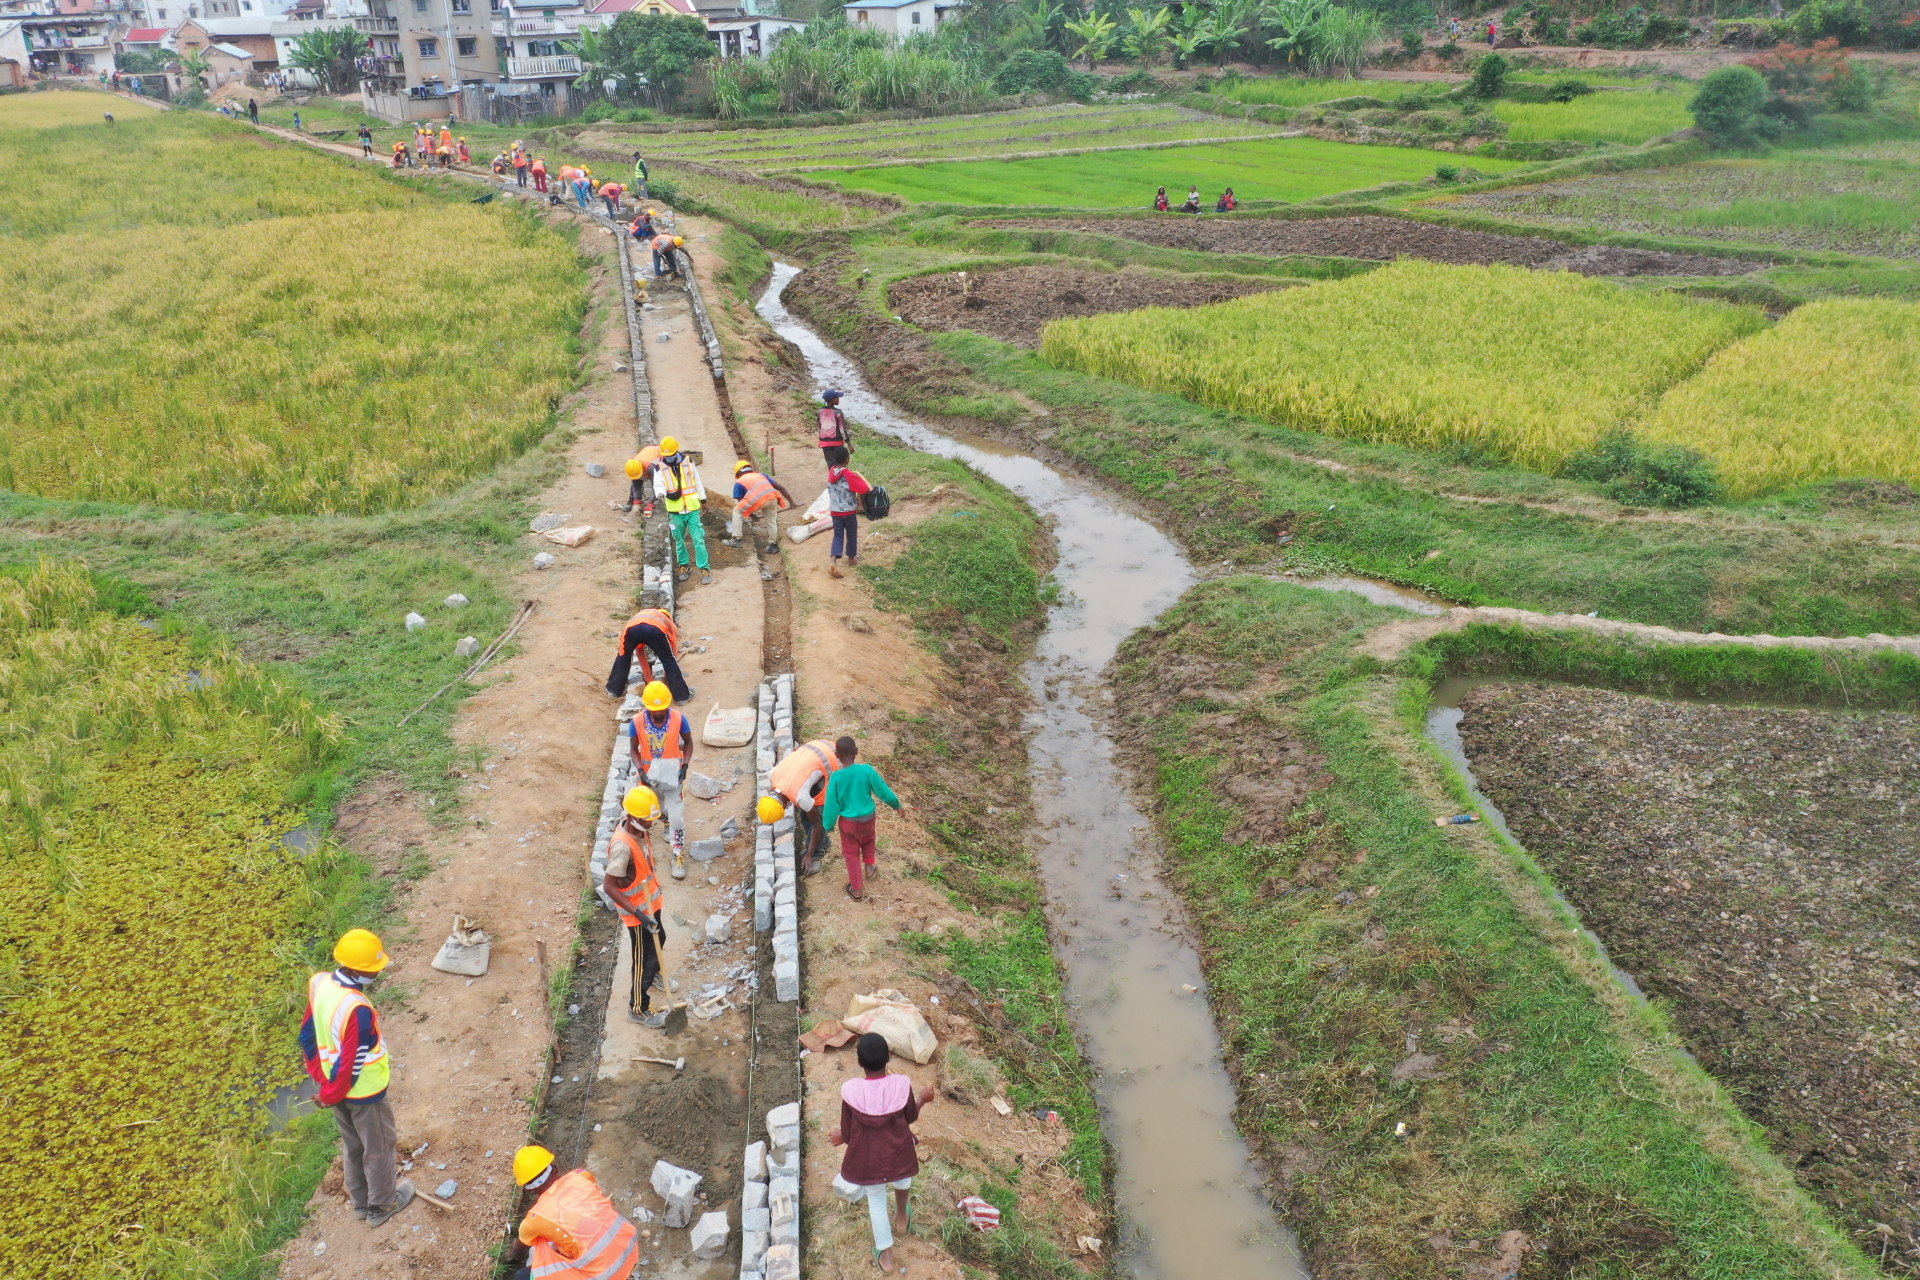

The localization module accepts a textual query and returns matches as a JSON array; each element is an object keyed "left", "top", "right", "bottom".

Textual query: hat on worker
[
  {"left": 641, "top": 681, "right": 672, "bottom": 712},
  {"left": 734, "top": 460, "right": 755, "bottom": 475},
  {"left": 757, "top": 795, "right": 786, "bottom": 824},
  {"left": 333, "top": 928, "right": 389, "bottom": 973},
  {"left": 512, "top": 1145, "right": 556, "bottom": 1187},
  {"left": 659, "top": 436, "right": 680, "bottom": 455},
  {"left": 622, "top": 785, "right": 661, "bottom": 821}
]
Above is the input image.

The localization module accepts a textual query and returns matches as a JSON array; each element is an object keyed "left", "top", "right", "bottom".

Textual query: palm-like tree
[
  {"left": 1262, "top": 0, "right": 1326, "bottom": 65},
  {"left": 287, "top": 26, "right": 369, "bottom": 93},
  {"left": 565, "top": 24, "right": 614, "bottom": 95},
  {"left": 1063, "top": 11, "right": 1118, "bottom": 68},
  {"left": 1122, "top": 5, "right": 1172, "bottom": 67},
  {"left": 174, "top": 46, "right": 211, "bottom": 87}
]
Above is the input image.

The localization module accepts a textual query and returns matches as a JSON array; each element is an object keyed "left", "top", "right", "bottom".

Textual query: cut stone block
[
  {"left": 705, "top": 914, "right": 733, "bottom": 944},
  {"left": 744, "top": 1180, "right": 767, "bottom": 1209},
  {"left": 454, "top": 636, "right": 481, "bottom": 658},
  {"left": 766, "top": 1244, "right": 799, "bottom": 1280},
  {"left": 741, "top": 1205, "right": 771, "bottom": 1233},
  {"left": 767, "top": 1147, "right": 799, "bottom": 1179},
  {"left": 772, "top": 933, "right": 798, "bottom": 964},
  {"left": 773, "top": 960, "right": 798, "bottom": 1000},
  {"left": 689, "top": 837, "right": 726, "bottom": 863},
  {"left": 765, "top": 1102, "right": 799, "bottom": 1135},
  {"left": 650, "top": 1160, "right": 703, "bottom": 1229},
  {"left": 744, "top": 1140, "right": 767, "bottom": 1182},
  {"left": 769, "top": 1177, "right": 798, "bottom": 1224},
  {"left": 690, "top": 1211, "right": 730, "bottom": 1260},
  {"left": 743, "top": 1228, "right": 769, "bottom": 1263}
]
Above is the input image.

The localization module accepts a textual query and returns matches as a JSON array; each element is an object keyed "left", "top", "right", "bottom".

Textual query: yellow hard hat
[
  {"left": 734, "top": 460, "right": 754, "bottom": 475},
  {"left": 625, "top": 456, "right": 647, "bottom": 480},
  {"left": 672, "top": 236, "right": 684, "bottom": 248},
  {"left": 646, "top": 208, "right": 657, "bottom": 216},
  {"left": 641, "top": 680, "right": 672, "bottom": 712},
  {"left": 659, "top": 436, "right": 679, "bottom": 455},
  {"left": 333, "top": 928, "right": 389, "bottom": 972},
  {"left": 512, "top": 1145, "right": 556, "bottom": 1186},
  {"left": 623, "top": 785, "right": 662, "bottom": 821},
  {"left": 757, "top": 795, "right": 786, "bottom": 824}
]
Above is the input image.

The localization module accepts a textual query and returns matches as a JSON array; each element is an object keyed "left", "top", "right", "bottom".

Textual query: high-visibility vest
[
  {"left": 631, "top": 708, "right": 686, "bottom": 764},
  {"left": 604, "top": 827, "right": 663, "bottom": 927},
  {"left": 651, "top": 233, "right": 678, "bottom": 255},
  {"left": 818, "top": 406, "right": 849, "bottom": 448},
  {"left": 659, "top": 457, "right": 701, "bottom": 515},
  {"left": 770, "top": 739, "right": 839, "bottom": 805},
  {"left": 526, "top": 1169, "right": 639, "bottom": 1280},
  {"left": 735, "top": 470, "right": 787, "bottom": 516},
  {"left": 620, "top": 608, "right": 678, "bottom": 658},
  {"left": 307, "top": 971, "right": 391, "bottom": 1100}
]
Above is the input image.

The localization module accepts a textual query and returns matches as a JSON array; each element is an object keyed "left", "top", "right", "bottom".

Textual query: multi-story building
[
  {"left": 3, "top": 9, "right": 123, "bottom": 74},
  {"left": 490, "top": 0, "right": 582, "bottom": 113},
  {"left": 357, "top": 0, "right": 500, "bottom": 122}
]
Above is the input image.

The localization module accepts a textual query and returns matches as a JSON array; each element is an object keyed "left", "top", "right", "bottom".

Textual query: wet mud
[
  {"left": 1456, "top": 682, "right": 1920, "bottom": 1267},
  {"left": 888, "top": 265, "right": 1289, "bottom": 347},
  {"left": 982, "top": 214, "right": 1760, "bottom": 276}
]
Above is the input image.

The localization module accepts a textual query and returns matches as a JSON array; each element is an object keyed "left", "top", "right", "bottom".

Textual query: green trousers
[{"left": 669, "top": 509, "right": 708, "bottom": 570}]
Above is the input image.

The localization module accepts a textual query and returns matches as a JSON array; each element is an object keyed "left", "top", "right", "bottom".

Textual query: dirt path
[{"left": 1361, "top": 601, "right": 1920, "bottom": 663}]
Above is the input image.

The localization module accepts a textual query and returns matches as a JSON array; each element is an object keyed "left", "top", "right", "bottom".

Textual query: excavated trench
[{"left": 756, "top": 262, "right": 1305, "bottom": 1279}]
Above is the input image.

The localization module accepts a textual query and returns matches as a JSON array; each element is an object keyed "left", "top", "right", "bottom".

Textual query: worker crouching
[
  {"left": 763, "top": 737, "right": 843, "bottom": 875},
  {"left": 607, "top": 785, "right": 673, "bottom": 1028},
  {"left": 724, "top": 460, "right": 793, "bottom": 563},
  {"left": 504, "top": 1145, "right": 639, "bottom": 1280}
]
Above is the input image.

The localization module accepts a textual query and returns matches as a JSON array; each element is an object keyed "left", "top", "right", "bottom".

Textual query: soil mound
[
  {"left": 983, "top": 214, "right": 1757, "bottom": 277},
  {"left": 888, "top": 265, "right": 1288, "bottom": 346},
  {"left": 1458, "top": 682, "right": 1920, "bottom": 1256}
]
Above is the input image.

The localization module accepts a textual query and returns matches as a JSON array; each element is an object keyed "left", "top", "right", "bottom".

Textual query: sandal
[{"left": 846, "top": 883, "right": 864, "bottom": 902}]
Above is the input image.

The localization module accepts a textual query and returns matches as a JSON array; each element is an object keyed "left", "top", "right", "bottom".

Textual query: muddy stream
[{"left": 758, "top": 264, "right": 1304, "bottom": 1279}]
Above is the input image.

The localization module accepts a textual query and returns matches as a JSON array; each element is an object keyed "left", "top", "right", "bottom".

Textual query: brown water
[{"left": 759, "top": 264, "right": 1305, "bottom": 1278}]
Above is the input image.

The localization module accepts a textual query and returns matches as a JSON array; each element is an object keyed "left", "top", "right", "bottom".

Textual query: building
[
  {"left": 490, "top": 0, "right": 586, "bottom": 112},
  {"left": 357, "top": 0, "right": 501, "bottom": 122},
  {"left": 114, "top": 21, "right": 165, "bottom": 56},
  {"left": 9, "top": 10, "right": 122, "bottom": 73},
  {"left": 703, "top": 10, "right": 798, "bottom": 57},
  {"left": 173, "top": 15, "right": 276, "bottom": 62},
  {"left": 840, "top": 0, "right": 946, "bottom": 38},
  {"left": 204, "top": 34, "right": 250, "bottom": 78}
]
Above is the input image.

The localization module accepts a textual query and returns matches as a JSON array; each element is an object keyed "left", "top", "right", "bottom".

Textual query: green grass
[
  {"left": 1216, "top": 77, "right": 1438, "bottom": 107},
  {"left": 828, "top": 136, "right": 1525, "bottom": 207},
  {"left": 1114, "top": 577, "right": 1876, "bottom": 1278},
  {"left": 1491, "top": 90, "right": 1695, "bottom": 144}
]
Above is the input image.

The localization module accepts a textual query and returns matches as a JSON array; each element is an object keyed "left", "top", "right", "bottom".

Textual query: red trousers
[
  {"left": 839, "top": 815, "right": 877, "bottom": 895},
  {"left": 533, "top": 171, "right": 548, "bottom": 192}
]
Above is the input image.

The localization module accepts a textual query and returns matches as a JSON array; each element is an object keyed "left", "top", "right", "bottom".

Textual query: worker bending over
[
  {"left": 606, "top": 786, "right": 672, "bottom": 1027},
  {"left": 651, "top": 232, "right": 685, "bottom": 279},
  {"left": 763, "top": 737, "right": 843, "bottom": 875},
  {"left": 606, "top": 604, "right": 692, "bottom": 705},
  {"left": 722, "top": 460, "right": 793, "bottom": 562},
  {"left": 504, "top": 1145, "right": 639, "bottom": 1280},
  {"left": 300, "top": 929, "right": 415, "bottom": 1227},
  {"left": 622, "top": 445, "right": 661, "bottom": 516},
  {"left": 628, "top": 680, "right": 693, "bottom": 877}
]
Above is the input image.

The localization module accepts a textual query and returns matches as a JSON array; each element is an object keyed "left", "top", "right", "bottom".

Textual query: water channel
[{"left": 757, "top": 264, "right": 1305, "bottom": 1279}]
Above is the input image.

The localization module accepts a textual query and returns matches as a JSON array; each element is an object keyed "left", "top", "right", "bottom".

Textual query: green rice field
[
  {"left": 1215, "top": 77, "right": 1436, "bottom": 107},
  {"left": 1491, "top": 89, "right": 1694, "bottom": 144},
  {"left": 825, "top": 135, "right": 1524, "bottom": 206}
]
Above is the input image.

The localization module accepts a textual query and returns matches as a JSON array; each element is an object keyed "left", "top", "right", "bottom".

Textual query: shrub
[
  {"left": 1471, "top": 50, "right": 1510, "bottom": 97},
  {"left": 1547, "top": 75, "right": 1593, "bottom": 101},
  {"left": 1400, "top": 28, "right": 1425, "bottom": 55},
  {"left": 1689, "top": 64, "right": 1766, "bottom": 145},
  {"left": 1786, "top": 0, "right": 1872, "bottom": 44},
  {"left": 993, "top": 48, "right": 1073, "bottom": 95},
  {"left": 1434, "top": 162, "right": 1460, "bottom": 181},
  {"left": 1565, "top": 429, "right": 1723, "bottom": 507}
]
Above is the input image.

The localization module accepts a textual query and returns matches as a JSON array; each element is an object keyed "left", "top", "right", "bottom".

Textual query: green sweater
[{"left": 820, "top": 762, "right": 901, "bottom": 828}]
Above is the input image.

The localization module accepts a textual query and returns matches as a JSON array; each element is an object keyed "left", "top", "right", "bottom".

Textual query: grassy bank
[{"left": 1112, "top": 575, "right": 1878, "bottom": 1278}]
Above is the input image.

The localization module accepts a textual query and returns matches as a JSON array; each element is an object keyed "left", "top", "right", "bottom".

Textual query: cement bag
[
  {"left": 702, "top": 702, "right": 756, "bottom": 748},
  {"left": 430, "top": 914, "right": 491, "bottom": 977},
  {"left": 541, "top": 525, "right": 596, "bottom": 548},
  {"left": 843, "top": 988, "right": 937, "bottom": 1064},
  {"left": 786, "top": 490, "right": 834, "bottom": 544}
]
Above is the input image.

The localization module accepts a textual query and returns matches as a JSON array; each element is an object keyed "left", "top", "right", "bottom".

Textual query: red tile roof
[
  {"left": 589, "top": 0, "right": 697, "bottom": 14},
  {"left": 125, "top": 26, "right": 168, "bottom": 40}
]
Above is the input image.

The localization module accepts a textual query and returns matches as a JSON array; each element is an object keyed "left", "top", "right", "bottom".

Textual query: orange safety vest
[
  {"left": 525, "top": 1169, "right": 639, "bottom": 1280},
  {"left": 770, "top": 739, "right": 839, "bottom": 805},
  {"left": 735, "top": 470, "right": 788, "bottom": 516},
  {"left": 619, "top": 608, "right": 679, "bottom": 658},
  {"left": 604, "top": 826, "right": 663, "bottom": 926},
  {"left": 630, "top": 708, "right": 686, "bottom": 764},
  {"left": 817, "top": 406, "right": 849, "bottom": 448},
  {"left": 650, "top": 233, "right": 677, "bottom": 254}
]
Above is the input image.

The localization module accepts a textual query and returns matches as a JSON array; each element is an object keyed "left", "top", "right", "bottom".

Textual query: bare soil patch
[
  {"left": 1457, "top": 682, "right": 1920, "bottom": 1266},
  {"left": 889, "top": 265, "right": 1289, "bottom": 347},
  {"left": 984, "top": 213, "right": 1759, "bottom": 276}
]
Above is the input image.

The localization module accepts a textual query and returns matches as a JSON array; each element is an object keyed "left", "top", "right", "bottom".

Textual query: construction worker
[
  {"left": 622, "top": 444, "right": 661, "bottom": 516},
  {"left": 628, "top": 681, "right": 693, "bottom": 877},
  {"left": 764, "top": 737, "right": 843, "bottom": 875},
  {"left": 631, "top": 207, "right": 657, "bottom": 241},
  {"left": 300, "top": 929, "right": 416, "bottom": 1227},
  {"left": 657, "top": 436, "right": 710, "bottom": 585},
  {"left": 606, "top": 786, "right": 671, "bottom": 1027},
  {"left": 606, "top": 604, "right": 691, "bottom": 703},
  {"left": 818, "top": 388, "right": 852, "bottom": 463},
  {"left": 631, "top": 149, "right": 649, "bottom": 198},
  {"left": 504, "top": 1145, "right": 640, "bottom": 1280},
  {"left": 531, "top": 155, "right": 549, "bottom": 193},
  {"left": 650, "top": 232, "right": 684, "bottom": 279},
  {"left": 722, "top": 460, "right": 793, "bottom": 561}
]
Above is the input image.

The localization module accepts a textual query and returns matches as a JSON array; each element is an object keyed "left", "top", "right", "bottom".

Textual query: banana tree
[
  {"left": 173, "top": 46, "right": 211, "bottom": 87},
  {"left": 1208, "top": 0, "right": 1254, "bottom": 64},
  {"left": 287, "top": 26, "right": 369, "bottom": 93},
  {"left": 1063, "top": 11, "right": 1119, "bottom": 67},
  {"left": 566, "top": 25, "right": 616, "bottom": 97},
  {"left": 1262, "top": 0, "right": 1326, "bottom": 64},
  {"left": 1122, "top": 5, "right": 1172, "bottom": 66},
  {"left": 1168, "top": 9, "right": 1210, "bottom": 69}
]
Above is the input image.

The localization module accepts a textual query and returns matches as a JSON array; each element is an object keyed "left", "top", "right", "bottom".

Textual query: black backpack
[{"left": 861, "top": 485, "right": 890, "bottom": 521}]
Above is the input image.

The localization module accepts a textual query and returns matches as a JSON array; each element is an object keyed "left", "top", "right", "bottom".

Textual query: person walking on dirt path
[
  {"left": 631, "top": 150, "right": 648, "bottom": 198},
  {"left": 300, "top": 929, "right": 417, "bottom": 1229},
  {"left": 825, "top": 459, "right": 873, "bottom": 580},
  {"left": 650, "top": 232, "right": 684, "bottom": 279},
  {"left": 628, "top": 681, "right": 694, "bottom": 877},
  {"left": 360, "top": 123, "right": 373, "bottom": 156},
  {"left": 600, "top": 178, "right": 626, "bottom": 218},
  {"left": 623, "top": 445, "right": 662, "bottom": 517},
  {"left": 817, "top": 388, "right": 852, "bottom": 462},
  {"left": 821, "top": 737, "right": 903, "bottom": 902},
  {"left": 657, "top": 436, "right": 711, "bottom": 585},
  {"left": 765, "top": 737, "right": 842, "bottom": 875},
  {"left": 248, "top": 97, "right": 258, "bottom": 124},
  {"left": 722, "top": 460, "right": 792, "bottom": 564},
  {"left": 531, "top": 155, "right": 548, "bottom": 192},
  {"left": 607, "top": 603, "right": 691, "bottom": 702},
  {"left": 1487, "top": 18, "right": 1497, "bottom": 43},
  {"left": 828, "top": 1032, "right": 936, "bottom": 1276},
  {"left": 606, "top": 787, "right": 675, "bottom": 1027},
  {"left": 504, "top": 1144, "right": 641, "bottom": 1280},
  {"left": 292, "top": 109, "right": 302, "bottom": 131}
]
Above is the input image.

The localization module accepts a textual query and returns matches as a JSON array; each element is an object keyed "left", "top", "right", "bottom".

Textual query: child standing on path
[
  {"left": 359, "top": 123, "right": 372, "bottom": 156},
  {"left": 824, "top": 460, "right": 871, "bottom": 580},
  {"left": 829, "top": 1034, "right": 936, "bottom": 1275},
  {"left": 821, "top": 737, "right": 903, "bottom": 902}
]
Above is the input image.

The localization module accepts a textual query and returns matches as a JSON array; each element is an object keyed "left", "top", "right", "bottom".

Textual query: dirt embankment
[
  {"left": 888, "top": 265, "right": 1289, "bottom": 347},
  {"left": 1458, "top": 683, "right": 1920, "bottom": 1267},
  {"left": 982, "top": 214, "right": 1760, "bottom": 276}
]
